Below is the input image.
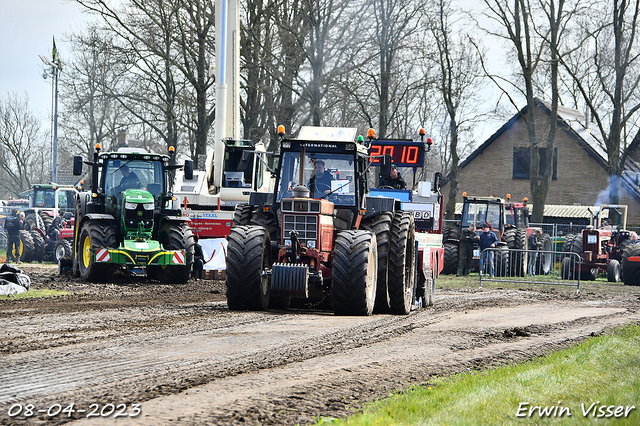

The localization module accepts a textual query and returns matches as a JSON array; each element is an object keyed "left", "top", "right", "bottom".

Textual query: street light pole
[{"left": 39, "top": 38, "right": 61, "bottom": 184}]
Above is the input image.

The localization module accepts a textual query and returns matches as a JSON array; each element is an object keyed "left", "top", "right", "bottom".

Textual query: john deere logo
[{"left": 137, "top": 211, "right": 143, "bottom": 216}]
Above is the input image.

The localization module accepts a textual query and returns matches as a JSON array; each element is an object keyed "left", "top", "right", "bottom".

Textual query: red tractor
[
  {"left": 228, "top": 126, "right": 442, "bottom": 315},
  {"left": 562, "top": 205, "right": 631, "bottom": 282}
]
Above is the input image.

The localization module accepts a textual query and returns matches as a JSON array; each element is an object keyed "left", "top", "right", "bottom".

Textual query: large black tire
[
  {"left": 361, "top": 212, "right": 392, "bottom": 312},
  {"left": 622, "top": 244, "right": 640, "bottom": 285},
  {"left": 607, "top": 259, "right": 621, "bottom": 283},
  {"left": 332, "top": 229, "right": 378, "bottom": 316},
  {"left": 494, "top": 245, "right": 510, "bottom": 277},
  {"left": 388, "top": 211, "right": 416, "bottom": 315},
  {"left": 504, "top": 228, "right": 528, "bottom": 276},
  {"left": 561, "top": 257, "right": 574, "bottom": 280},
  {"left": 537, "top": 233, "right": 552, "bottom": 275},
  {"left": 24, "top": 213, "right": 40, "bottom": 231},
  {"left": 151, "top": 222, "right": 195, "bottom": 284},
  {"left": 77, "top": 221, "right": 118, "bottom": 282},
  {"left": 443, "top": 242, "right": 459, "bottom": 274},
  {"left": 0, "top": 229, "right": 6, "bottom": 250},
  {"left": 233, "top": 204, "right": 253, "bottom": 226},
  {"left": 226, "top": 225, "right": 271, "bottom": 310},
  {"left": 39, "top": 211, "right": 54, "bottom": 230},
  {"left": 249, "top": 210, "right": 279, "bottom": 242},
  {"left": 17, "top": 230, "right": 35, "bottom": 262},
  {"left": 30, "top": 230, "right": 45, "bottom": 262},
  {"left": 562, "top": 234, "right": 576, "bottom": 254},
  {"left": 570, "top": 233, "right": 597, "bottom": 281},
  {"left": 54, "top": 239, "right": 73, "bottom": 262}
]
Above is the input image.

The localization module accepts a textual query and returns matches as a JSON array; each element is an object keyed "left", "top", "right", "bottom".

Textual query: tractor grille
[
  {"left": 282, "top": 214, "right": 318, "bottom": 247},
  {"left": 124, "top": 204, "right": 154, "bottom": 230}
]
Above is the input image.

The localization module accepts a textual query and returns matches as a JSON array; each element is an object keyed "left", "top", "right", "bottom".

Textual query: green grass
[
  {"left": 327, "top": 325, "right": 640, "bottom": 425},
  {"left": 0, "top": 289, "right": 69, "bottom": 300}
]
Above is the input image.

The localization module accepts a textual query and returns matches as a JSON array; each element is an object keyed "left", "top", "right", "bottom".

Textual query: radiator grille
[{"left": 282, "top": 214, "right": 318, "bottom": 245}]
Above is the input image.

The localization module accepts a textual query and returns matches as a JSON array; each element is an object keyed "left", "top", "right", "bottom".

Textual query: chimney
[{"left": 118, "top": 130, "right": 129, "bottom": 147}]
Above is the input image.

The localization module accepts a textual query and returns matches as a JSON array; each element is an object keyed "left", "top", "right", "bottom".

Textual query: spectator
[
  {"left": 379, "top": 164, "right": 407, "bottom": 189},
  {"left": 193, "top": 235, "right": 204, "bottom": 280},
  {"left": 527, "top": 228, "right": 543, "bottom": 276},
  {"left": 19, "top": 212, "right": 25, "bottom": 230},
  {"left": 457, "top": 224, "right": 479, "bottom": 276},
  {"left": 629, "top": 231, "right": 639, "bottom": 244},
  {"left": 4, "top": 209, "right": 21, "bottom": 263},
  {"left": 479, "top": 223, "right": 498, "bottom": 277},
  {"left": 308, "top": 159, "right": 334, "bottom": 196}
]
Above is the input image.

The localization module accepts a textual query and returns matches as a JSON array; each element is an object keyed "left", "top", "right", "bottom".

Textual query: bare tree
[
  {"left": 561, "top": 0, "right": 640, "bottom": 204},
  {"left": 0, "top": 94, "right": 49, "bottom": 196}
]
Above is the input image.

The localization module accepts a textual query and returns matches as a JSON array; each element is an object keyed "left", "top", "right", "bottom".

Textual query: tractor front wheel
[
  {"left": 226, "top": 225, "right": 271, "bottom": 310},
  {"left": 77, "top": 221, "right": 118, "bottom": 282},
  {"left": 332, "top": 229, "right": 378, "bottom": 316},
  {"left": 151, "top": 222, "right": 195, "bottom": 284},
  {"left": 607, "top": 259, "right": 621, "bottom": 283}
]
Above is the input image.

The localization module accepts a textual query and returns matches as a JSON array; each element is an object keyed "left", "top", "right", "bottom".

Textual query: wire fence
[{"left": 477, "top": 248, "right": 582, "bottom": 294}]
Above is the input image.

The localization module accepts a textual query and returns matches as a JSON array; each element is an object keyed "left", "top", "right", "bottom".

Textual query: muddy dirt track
[{"left": 1, "top": 264, "right": 640, "bottom": 425}]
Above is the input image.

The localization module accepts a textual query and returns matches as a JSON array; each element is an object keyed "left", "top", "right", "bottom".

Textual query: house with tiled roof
[{"left": 441, "top": 98, "right": 640, "bottom": 226}]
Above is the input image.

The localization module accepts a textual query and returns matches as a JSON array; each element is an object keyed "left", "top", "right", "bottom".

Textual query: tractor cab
[{"left": 460, "top": 194, "right": 505, "bottom": 237}]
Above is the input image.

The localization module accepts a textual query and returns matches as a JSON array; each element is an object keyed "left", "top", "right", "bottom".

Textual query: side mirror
[
  {"left": 380, "top": 154, "right": 392, "bottom": 177},
  {"left": 184, "top": 160, "right": 194, "bottom": 180},
  {"left": 237, "top": 150, "right": 252, "bottom": 172},
  {"left": 73, "top": 156, "right": 83, "bottom": 175}
]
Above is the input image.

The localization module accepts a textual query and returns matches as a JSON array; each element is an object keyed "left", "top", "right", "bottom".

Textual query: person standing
[
  {"left": 527, "top": 228, "right": 543, "bottom": 276},
  {"left": 193, "top": 235, "right": 204, "bottom": 280},
  {"left": 4, "top": 209, "right": 21, "bottom": 263},
  {"left": 457, "top": 224, "right": 479, "bottom": 276},
  {"left": 479, "top": 223, "right": 498, "bottom": 277}
]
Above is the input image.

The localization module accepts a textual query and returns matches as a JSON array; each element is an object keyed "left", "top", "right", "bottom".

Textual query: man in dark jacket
[
  {"left": 479, "top": 223, "right": 498, "bottom": 277},
  {"left": 379, "top": 164, "right": 407, "bottom": 189},
  {"left": 4, "top": 209, "right": 21, "bottom": 263},
  {"left": 193, "top": 235, "right": 204, "bottom": 280},
  {"left": 457, "top": 224, "right": 479, "bottom": 276},
  {"left": 527, "top": 228, "right": 543, "bottom": 276},
  {"left": 309, "top": 159, "right": 334, "bottom": 197}
]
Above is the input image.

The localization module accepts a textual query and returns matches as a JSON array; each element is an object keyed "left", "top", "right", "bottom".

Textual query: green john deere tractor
[{"left": 65, "top": 144, "right": 195, "bottom": 283}]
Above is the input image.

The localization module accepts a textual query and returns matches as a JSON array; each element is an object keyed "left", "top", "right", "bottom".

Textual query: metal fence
[{"left": 478, "top": 248, "right": 583, "bottom": 294}]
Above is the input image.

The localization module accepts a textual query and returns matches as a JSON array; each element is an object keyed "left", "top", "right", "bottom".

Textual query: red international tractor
[
  {"left": 562, "top": 204, "right": 631, "bottom": 282},
  {"left": 227, "top": 126, "right": 442, "bottom": 315}
]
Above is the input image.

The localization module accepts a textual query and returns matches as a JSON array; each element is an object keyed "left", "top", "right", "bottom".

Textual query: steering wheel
[
  {"left": 601, "top": 219, "right": 613, "bottom": 227},
  {"left": 314, "top": 182, "right": 332, "bottom": 194},
  {"left": 122, "top": 178, "right": 142, "bottom": 190},
  {"left": 378, "top": 185, "right": 394, "bottom": 190}
]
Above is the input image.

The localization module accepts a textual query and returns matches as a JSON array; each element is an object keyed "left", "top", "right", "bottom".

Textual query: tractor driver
[
  {"left": 309, "top": 159, "right": 334, "bottom": 196},
  {"left": 118, "top": 164, "right": 140, "bottom": 189},
  {"left": 379, "top": 164, "right": 407, "bottom": 189}
]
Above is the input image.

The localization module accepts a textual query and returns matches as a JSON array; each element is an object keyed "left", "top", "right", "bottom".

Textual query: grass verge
[
  {"left": 327, "top": 324, "right": 640, "bottom": 425},
  {"left": 0, "top": 289, "right": 69, "bottom": 300}
]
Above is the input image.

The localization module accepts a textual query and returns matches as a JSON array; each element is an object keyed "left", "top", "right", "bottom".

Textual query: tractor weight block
[
  {"left": 271, "top": 263, "right": 309, "bottom": 298},
  {"left": 583, "top": 251, "right": 592, "bottom": 262}
]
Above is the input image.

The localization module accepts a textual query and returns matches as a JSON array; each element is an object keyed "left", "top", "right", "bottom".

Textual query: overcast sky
[{"left": 0, "top": 0, "right": 88, "bottom": 122}]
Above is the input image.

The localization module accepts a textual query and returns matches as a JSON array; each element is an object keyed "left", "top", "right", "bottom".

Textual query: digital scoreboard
[{"left": 368, "top": 140, "right": 425, "bottom": 168}]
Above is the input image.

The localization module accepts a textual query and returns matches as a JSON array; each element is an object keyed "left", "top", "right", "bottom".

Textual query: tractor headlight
[
  {"left": 125, "top": 202, "right": 137, "bottom": 210},
  {"left": 143, "top": 203, "right": 154, "bottom": 210},
  {"left": 307, "top": 240, "right": 316, "bottom": 249}
]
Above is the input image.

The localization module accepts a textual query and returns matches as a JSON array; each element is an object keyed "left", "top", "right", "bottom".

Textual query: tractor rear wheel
[
  {"left": 30, "top": 230, "right": 45, "bottom": 262},
  {"left": 622, "top": 244, "right": 640, "bottom": 285},
  {"left": 332, "top": 229, "right": 378, "bottom": 316},
  {"left": 249, "top": 210, "right": 278, "bottom": 242},
  {"left": 388, "top": 211, "right": 416, "bottom": 315},
  {"left": 24, "top": 213, "right": 40, "bottom": 231},
  {"left": 442, "top": 242, "right": 459, "bottom": 274},
  {"left": 152, "top": 222, "right": 195, "bottom": 284},
  {"left": 17, "top": 230, "right": 35, "bottom": 262},
  {"left": 226, "top": 225, "right": 271, "bottom": 310},
  {"left": 362, "top": 212, "right": 393, "bottom": 312},
  {"left": 537, "top": 233, "right": 552, "bottom": 275},
  {"left": 233, "top": 204, "right": 253, "bottom": 226},
  {"left": 607, "top": 259, "right": 621, "bottom": 283},
  {"left": 494, "top": 245, "right": 510, "bottom": 277},
  {"left": 77, "top": 221, "right": 118, "bottom": 282},
  {"left": 0, "top": 229, "right": 6, "bottom": 250},
  {"left": 39, "top": 211, "right": 54, "bottom": 230}
]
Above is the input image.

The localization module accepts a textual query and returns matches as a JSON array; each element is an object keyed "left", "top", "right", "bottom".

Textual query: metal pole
[{"left": 52, "top": 63, "right": 59, "bottom": 183}]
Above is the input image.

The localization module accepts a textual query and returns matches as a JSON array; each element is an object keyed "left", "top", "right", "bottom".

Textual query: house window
[{"left": 513, "top": 147, "right": 557, "bottom": 180}]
